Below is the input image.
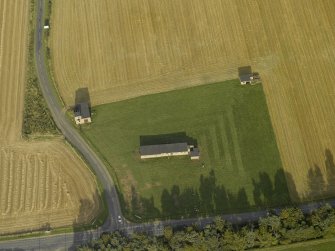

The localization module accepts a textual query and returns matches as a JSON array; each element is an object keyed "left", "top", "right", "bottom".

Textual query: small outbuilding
[
  {"left": 239, "top": 72, "right": 261, "bottom": 85},
  {"left": 74, "top": 102, "right": 91, "bottom": 125},
  {"left": 239, "top": 74, "right": 253, "bottom": 85},
  {"left": 44, "top": 19, "right": 50, "bottom": 29},
  {"left": 189, "top": 147, "right": 200, "bottom": 160}
]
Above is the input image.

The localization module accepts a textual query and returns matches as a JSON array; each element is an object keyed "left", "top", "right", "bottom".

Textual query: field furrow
[
  {"left": 19, "top": 156, "right": 26, "bottom": 212},
  {"left": 25, "top": 155, "right": 33, "bottom": 212},
  {"left": 0, "top": 150, "right": 7, "bottom": 213},
  {"left": 38, "top": 155, "right": 46, "bottom": 210},
  {"left": 5, "top": 151, "right": 14, "bottom": 214},
  {"left": 12, "top": 155, "right": 22, "bottom": 213},
  {"left": 44, "top": 159, "right": 51, "bottom": 210},
  {"left": 218, "top": 115, "right": 233, "bottom": 171},
  {"left": 227, "top": 110, "right": 244, "bottom": 175}
]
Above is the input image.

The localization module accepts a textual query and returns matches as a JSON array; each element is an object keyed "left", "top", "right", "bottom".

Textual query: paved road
[
  {"left": 1, "top": 0, "right": 335, "bottom": 250},
  {"left": 33, "top": 0, "right": 123, "bottom": 233}
]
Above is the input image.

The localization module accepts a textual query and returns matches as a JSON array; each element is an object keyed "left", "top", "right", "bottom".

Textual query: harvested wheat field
[
  {"left": 0, "top": 141, "right": 101, "bottom": 235},
  {"left": 51, "top": 0, "right": 335, "bottom": 202},
  {"left": 0, "top": 0, "right": 101, "bottom": 235},
  {"left": 0, "top": 0, "right": 27, "bottom": 144}
]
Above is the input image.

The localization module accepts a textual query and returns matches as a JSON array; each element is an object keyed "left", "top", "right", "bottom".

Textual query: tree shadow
[
  {"left": 70, "top": 190, "right": 101, "bottom": 250},
  {"left": 325, "top": 149, "right": 335, "bottom": 194},
  {"left": 128, "top": 170, "right": 255, "bottom": 220},
  {"left": 305, "top": 149, "right": 335, "bottom": 200},
  {"left": 160, "top": 170, "right": 252, "bottom": 218},
  {"left": 75, "top": 87, "right": 91, "bottom": 107},
  {"left": 126, "top": 169, "right": 296, "bottom": 220},
  {"left": 307, "top": 164, "right": 326, "bottom": 200},
  {"left": 252, "top": 169, "right": 292, "bottom": 208},
  {"left": 282, "top": 171, "right": 299, "bottom": 203},
  {"left": 130, "top": 186, "right": 160, "bottom": 220},
  {"left": 140, "top": 132, "right": 198, "bottom": 146},
  {"left": 126, "top": 169, "right": 298, "bottom": 221}
]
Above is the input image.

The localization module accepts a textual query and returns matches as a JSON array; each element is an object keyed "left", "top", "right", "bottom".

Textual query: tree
[
  {"left": 281, "top": 227, "right": 321, "bottom": 243},
  {"left": 240, "top": 226, "right": 258, "bottom": 249},
  {"left": 79, "top": 204, "right": 335, "bottom": 251},
  {"left": 309, "top": 203, "right": 335, "bottom": 231},
  {"left": 257, "top": 231, "right": 278, "bottom": 248},
  {"left": 164, "top": 226, "right": 173, "bottom": 241},
  {"left": 280, "top": 208, "right": 304, "bottom": 229},
  {"left": 213, "top": 216, "right": 229, "bottom": 234},
  {"left": 259, "top": 215, "right": 281, "bottom": 238},
  {"left": 222, "top": 230, "right": 247, "bottom": 251}
]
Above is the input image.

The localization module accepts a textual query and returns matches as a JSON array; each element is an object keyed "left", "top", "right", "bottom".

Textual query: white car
[{"left": 118, "top": 215, "right": 122, "bottom": 223}]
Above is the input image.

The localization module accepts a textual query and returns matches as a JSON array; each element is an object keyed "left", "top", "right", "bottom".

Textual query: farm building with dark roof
[{"left": 74, "top": 102, "right": 91, "bottom": 125}]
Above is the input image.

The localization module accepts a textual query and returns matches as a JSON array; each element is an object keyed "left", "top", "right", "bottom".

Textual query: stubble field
[
  {"left": 0, "top": 141, "right": 101, "bottom": 234},
  {"left": 0, "top": 0, "right": 101, "bottom": 235},
  {"left": 50, "top": 0, "right": 335, "bottom": 201}
]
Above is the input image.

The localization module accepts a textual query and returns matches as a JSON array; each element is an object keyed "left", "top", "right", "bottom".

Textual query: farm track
[
  {"left": 51, "top": 0, "right": 335, "bottom": 201},
  {"left": 0, "top": 0, "right": 101, "bottom": 235}
]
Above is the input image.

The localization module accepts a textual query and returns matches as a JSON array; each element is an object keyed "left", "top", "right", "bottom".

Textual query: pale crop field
[
  {"left": 50, "top": 0, "right": 335, "bottom": 202},
  {"left": 0, "top": 0, "right": 26, "bottom": 144},
  {"left": 0, "top": 141, "right": 101, "bottom": 235},
  {"left": 0, "top": 0, "right": 101, "bottom": 235}
]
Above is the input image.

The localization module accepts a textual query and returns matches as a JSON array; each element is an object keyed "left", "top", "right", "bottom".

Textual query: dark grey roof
[
  {"left": 140, "top": 143, "right": 188, "bottom": 156},
  {"left": 239, "top": 74, "right": 252, "bottom": 82},
  {"left": 190, "top": 148, "right": 200, "bottom": 157},
  {"left": 74, "top": 102, "right": 90, "bottom": 118}
]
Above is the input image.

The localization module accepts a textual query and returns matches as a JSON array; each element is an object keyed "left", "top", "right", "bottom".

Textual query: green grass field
[
  {"left": 283, "top": 241, "right": 335, "bottom": 251},
  {"left": 285, "top": 241, "right": 335, "bottom": 251},
  {"left": 81, "top": 80, "right": 290, "bottom": 220},
  {"left": 264, "top": 238, "right": 335, "bottom": 251}
]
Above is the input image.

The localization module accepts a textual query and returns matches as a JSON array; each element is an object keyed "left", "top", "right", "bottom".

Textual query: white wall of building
[{"left": 140, "top": 151, "right": 189, "bottom": 159}]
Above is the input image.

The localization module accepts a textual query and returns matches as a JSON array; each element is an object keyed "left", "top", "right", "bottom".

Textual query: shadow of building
[
  {"left": 238, "top": 66, "right": 252, "bottom": 77},
  {"left": 140, "top": 132, "right": 198, "bottom": 147},
  {"left": 75, "top": 87, "right": 91, "bottom": 107}
]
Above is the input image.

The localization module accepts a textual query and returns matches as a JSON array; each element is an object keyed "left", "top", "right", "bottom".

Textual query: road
[
  {"left": 1, "top": 0, "right": 335, "bottom": 250},
  {"left": 33, "top": 0, "right": 123, "bottom": 233}
]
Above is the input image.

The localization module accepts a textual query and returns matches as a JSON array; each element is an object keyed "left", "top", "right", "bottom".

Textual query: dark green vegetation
[
  {"left": 82, "top": 80, "right": 289, "bottom": 220},
  {"left": 78, "top": 204, "right": 335, "bottom": 251},
  {"left": 23, "top": 0, "right": 57, "bottom": 137}
]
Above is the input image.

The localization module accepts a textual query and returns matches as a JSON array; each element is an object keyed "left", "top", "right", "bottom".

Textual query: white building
[
  {"left": 74, "top": 102, "right": 92, "bottom": 125},
  {"left": 239, "top": 72, "right": 261, "bottom": 85},
  {"left": 239, "top": 74, "right": 253, "bottom": 85},
  {"left": 140, "top": 143, "right": 200, "bottom": 160}
]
